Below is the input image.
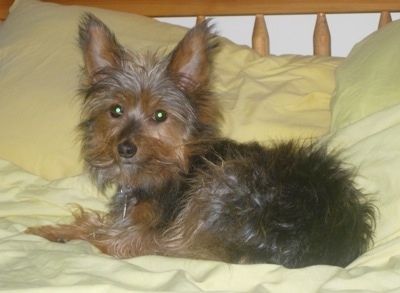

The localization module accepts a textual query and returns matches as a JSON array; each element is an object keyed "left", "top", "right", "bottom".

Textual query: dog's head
[{"left": 78, "top": 14, "right": 220, "bottom": 189}]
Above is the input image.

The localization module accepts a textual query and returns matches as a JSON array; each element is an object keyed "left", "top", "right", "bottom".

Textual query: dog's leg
[
  {"left": 26, "top": 208, "right": 110, "bottom": 246},
  {"left": 26, "top": 204, "right": 163, "bottom": 258}
]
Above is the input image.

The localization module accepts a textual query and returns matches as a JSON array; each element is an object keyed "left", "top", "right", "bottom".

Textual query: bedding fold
[{"left": 1, "top": 102, "right": 400, "bottom": 292}]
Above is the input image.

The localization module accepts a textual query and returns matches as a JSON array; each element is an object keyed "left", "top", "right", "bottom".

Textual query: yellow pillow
[
  {"left": 0, "top": 0, "right": 340, "bottom": 180},
  {"left": 0, "top": 0, "right": 188, "bottom": 180},
  {"left": 331, "top": 20, "right": 400, "bottom": 131},
  {"left": 219, "top": 54, "right": 341, "bottom": 142}
]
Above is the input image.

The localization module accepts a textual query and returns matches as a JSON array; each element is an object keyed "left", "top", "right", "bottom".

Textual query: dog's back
[{"left": 161, "top": 139, "right": 375, "bottom": 267}]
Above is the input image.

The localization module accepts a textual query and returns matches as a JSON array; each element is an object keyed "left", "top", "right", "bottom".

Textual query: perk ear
[
  {"left": 167, "top": 20, "right": 218, "bottom": 93},
  {"left": 79, "top": 13, "right": 124, "bottom": 82}
]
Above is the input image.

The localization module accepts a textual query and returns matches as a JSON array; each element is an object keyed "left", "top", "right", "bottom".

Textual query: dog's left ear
[{"left": 167, "top": 21, "right": 218, "bottom": 93}]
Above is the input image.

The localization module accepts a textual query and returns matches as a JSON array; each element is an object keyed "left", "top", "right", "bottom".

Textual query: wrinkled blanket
[{"left": 1, "top": 104, "right": 400, "bottom": 292}]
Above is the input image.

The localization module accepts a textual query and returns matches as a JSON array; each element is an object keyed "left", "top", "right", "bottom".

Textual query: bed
[{"left": 1, "top": 0, "right": 400, "bottom": 291}]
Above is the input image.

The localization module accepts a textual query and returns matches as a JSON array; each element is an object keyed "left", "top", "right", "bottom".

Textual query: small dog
[{"left": 27, "top": 14, "right": 375, "bottom": 268}]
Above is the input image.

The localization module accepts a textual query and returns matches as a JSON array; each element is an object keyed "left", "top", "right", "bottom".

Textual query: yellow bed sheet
[{"left": 1, "top": 103, "right": 400, "bottom": 291}]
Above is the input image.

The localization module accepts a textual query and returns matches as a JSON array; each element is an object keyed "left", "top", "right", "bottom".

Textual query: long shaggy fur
[{"left": 26, "top": 13, "right": 375, "bottom": 268}]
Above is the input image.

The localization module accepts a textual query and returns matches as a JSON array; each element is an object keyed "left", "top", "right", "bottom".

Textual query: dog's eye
[
  {"left": 153, "top": 110, "right": 167, "bottom": 122},
  {"left": 110, "top": 105, "right": 123, "bottom": 118}
]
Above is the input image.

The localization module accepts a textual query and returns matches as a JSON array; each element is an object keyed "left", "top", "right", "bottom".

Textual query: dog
[{"left": 26, "top": 13, "right": 375, "bottom": 268}]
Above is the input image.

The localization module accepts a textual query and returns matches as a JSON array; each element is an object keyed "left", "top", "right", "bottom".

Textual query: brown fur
[{"left": 26, "top": 14, "right": 375, "bottom": 268}]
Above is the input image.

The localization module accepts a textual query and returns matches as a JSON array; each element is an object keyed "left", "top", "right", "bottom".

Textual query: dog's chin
[
  {"left": 119, "top": 158, "right": 137, "bottom": 166},
  {"left": 88, "top": 160, "right": 138, "bottom": 188},
  {"left": 115, "top": 161, "right": 163, "bottom": 188},
  {"left": 90, "top": 156, "right": 181, "bottom": 189}
]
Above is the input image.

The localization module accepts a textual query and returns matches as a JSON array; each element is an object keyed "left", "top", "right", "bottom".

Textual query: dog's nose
[{"left": 118, "top": 141, "right": 137, "bottom": 158}]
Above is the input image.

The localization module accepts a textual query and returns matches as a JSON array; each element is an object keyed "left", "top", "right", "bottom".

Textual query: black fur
[{"left": 26, "top": 14, "right": 375, "bottom": 268}]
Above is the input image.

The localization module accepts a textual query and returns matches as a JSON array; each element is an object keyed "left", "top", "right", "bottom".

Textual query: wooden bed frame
[{"left": 1, "top": 0, "right": 400, "bottom": 56}]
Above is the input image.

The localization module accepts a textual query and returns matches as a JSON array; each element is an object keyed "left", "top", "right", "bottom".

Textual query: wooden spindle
[
  {"left": 252, "top": 14, "right": 269, "bottom": 56},
  {"left": 313, "top": 13, "right": 331, "bottom": 56},
  {"left": 196, "top": 15, "right": 205, "bottom": 24},
  {"left": 378, "top": 11, "right": 392, "bottom": 28}
]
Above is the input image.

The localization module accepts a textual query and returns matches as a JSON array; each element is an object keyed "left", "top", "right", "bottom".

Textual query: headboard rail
[{"left": 6, "top": 0, "right": 400, "bottom": 18}]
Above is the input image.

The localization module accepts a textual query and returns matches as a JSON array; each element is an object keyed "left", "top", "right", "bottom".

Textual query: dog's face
[{"left": 78, "top": 14, "right": 220, "bottom": 189}]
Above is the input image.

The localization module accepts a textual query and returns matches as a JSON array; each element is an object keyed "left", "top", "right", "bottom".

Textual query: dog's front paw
[{"left": 26, "top": 226, "right": 71, "bottom": 243}]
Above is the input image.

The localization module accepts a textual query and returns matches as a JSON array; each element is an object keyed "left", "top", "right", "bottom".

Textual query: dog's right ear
[
  {"left": 167, "top": 20, "right": 218, "bottom": 94},
  {"left": 79, "top": 13, "right": 124, "bottom": 83}
]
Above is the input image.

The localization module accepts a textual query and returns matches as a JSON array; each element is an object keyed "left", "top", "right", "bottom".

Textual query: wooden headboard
[{"left": 1, "top": 0, "right": 400, "bottom": 56}]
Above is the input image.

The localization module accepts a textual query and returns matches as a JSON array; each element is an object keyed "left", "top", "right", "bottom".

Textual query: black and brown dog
[{"left": 27, "top": 13, "right": 375, "bottom": 268}]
